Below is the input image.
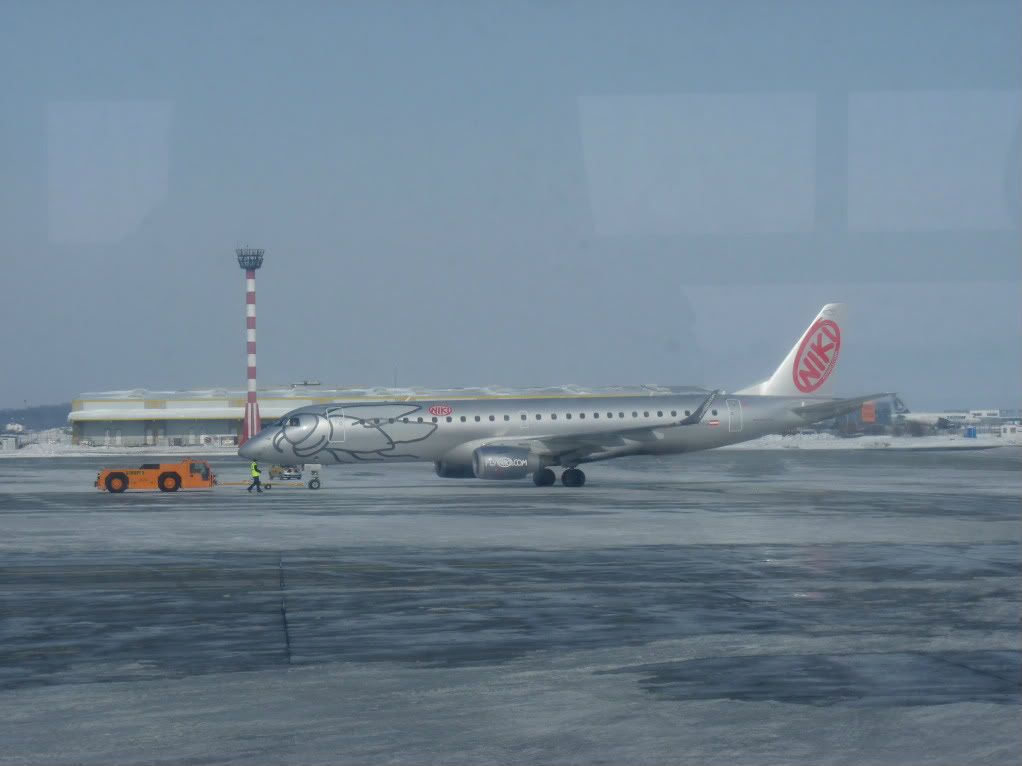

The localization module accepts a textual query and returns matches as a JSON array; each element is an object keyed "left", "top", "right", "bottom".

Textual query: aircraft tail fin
[{"left": 736, "top": 303, "right": 847, "bottom": 397}]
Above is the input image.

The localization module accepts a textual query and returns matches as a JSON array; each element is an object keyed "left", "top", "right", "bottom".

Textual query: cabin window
[
  {"left": 670, "top": 410, "right": 676, "bottom": 417},
  {"left": 656, "top": 411, "right": 663, "bottom": 417},
  {"left": 504, "top": 415, "right": 510, "bottom": 421},
  {"left": 643, "top": 411, "right": 649, "bottom": 418},
  {"left": 474, "top": 415, "right": 481, "bottom": 422},
  {"left": 460, "top": 416, "right": 467, "bottom": 422},
  {"left": 579, "top": 413, "right": 585, "bottom": 419},
  {"left": 607, "top": 412, "right": 614, "bottom": 418},
  {"left": 565, "top": 413, "right": 572, "bottom": 420},
  {"left": 521, "top": 414, "right": 527, "bottom": 420},
  {"left": 593, "top": 413, "right": 599, "bottom": 419},
  {"left": 446, "top": 416, "right": 452, "bottom": 422},
  {"left": 632, "top": 411, "right": 638, "bottom": 418},
  {"left": 551, "top": 413, "right": 557, "bottom": 420},
  {"left": 684, "top": 410, "right": 691, "bottom": 416},
  {"left": 619, "top": 412, "right": 625, "bottom": 418},
  {"left": 711, "top": 409, "right": 718, "bottom": 416},
  {"left": 535, "top": 414, "right": 542, "bottom": 420},
  {"left": 417, "top": 417, "right": 423, "bottom": 423},
  {"left": 488, "top": 415, "right": 495, "bottom": 421},
  {"left": 431, "top": 417, "right": 438, "bottom": 423}
]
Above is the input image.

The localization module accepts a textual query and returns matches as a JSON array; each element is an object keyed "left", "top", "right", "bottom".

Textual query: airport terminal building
[{"left": 68, "top": 388, "right": 325, "bottom": 447}]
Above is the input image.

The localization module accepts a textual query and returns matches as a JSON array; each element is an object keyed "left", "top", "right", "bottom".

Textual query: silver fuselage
[{"left": 239, "top": 391, "right": 815, "bottom": 470}]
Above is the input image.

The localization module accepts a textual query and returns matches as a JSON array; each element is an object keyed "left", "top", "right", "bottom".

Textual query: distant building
[
  {"left": 968, "top": 409, "right": 1001, "bottom": 420},
  {"left": 70, "top": 387, "right": 378, "bottom": 447}
]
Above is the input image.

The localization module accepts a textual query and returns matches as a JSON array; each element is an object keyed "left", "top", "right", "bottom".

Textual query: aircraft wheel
[
  {"left": 308, "top": 478, "right": 321, "bottom": 490},
  {"left": 533, "top": 467, "right": 556, "bottom": 486},
  {"left": 561, "top": 468, "right": 585, "bottom": 487}
]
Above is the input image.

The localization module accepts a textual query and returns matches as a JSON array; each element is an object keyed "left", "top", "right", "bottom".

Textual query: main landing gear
[
  {"left": 561, "top": 468, "right": 586, "bottom": 487},
  {"left": 532, "top": 467, "right": 586, "bottom": 487},
  {"left": 533, "top": 468, "right": 556, "bottom": 486}
]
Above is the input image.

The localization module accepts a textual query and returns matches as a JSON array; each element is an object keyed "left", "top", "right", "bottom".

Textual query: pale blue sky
[{"left": 1, "top": 1, "right": 1019, "bottom": 409}]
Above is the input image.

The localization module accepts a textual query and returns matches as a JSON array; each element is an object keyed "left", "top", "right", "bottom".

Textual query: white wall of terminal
[{"left": 70, "top": 392, "right": 337, "bottom": 447}]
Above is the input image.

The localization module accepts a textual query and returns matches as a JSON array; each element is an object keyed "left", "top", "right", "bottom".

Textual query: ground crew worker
[{"left": 248, "top": 461, "right": 263, "bottom": 493}]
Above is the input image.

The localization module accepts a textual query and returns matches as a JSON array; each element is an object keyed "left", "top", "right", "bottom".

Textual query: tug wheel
[
  {"left": 105, "top": 473, "right": 129, "bottom": 493},
  {"left": 158, "top": 472, "right": 181, "bottom": 492}
]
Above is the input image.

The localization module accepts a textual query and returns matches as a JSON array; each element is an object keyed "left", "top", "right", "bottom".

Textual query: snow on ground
[{"left": 722, "top": 432, "right": 1019, "bottom": 450}]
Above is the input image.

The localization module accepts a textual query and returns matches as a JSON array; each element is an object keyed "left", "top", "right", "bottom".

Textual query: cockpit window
[{"left": 287, "top": 417, "right": 301, "bottom": 427}]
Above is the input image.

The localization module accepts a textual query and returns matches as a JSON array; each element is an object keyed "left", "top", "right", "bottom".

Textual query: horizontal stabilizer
[{"left": 792, "top": 393, "right": 895, "bottom": 423}]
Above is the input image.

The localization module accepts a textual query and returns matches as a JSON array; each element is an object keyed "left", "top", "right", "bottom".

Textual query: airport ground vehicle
[
  {"left": 95, "top": 460, "right": 217, "bottom": 493},
  {"left": 263, "top": 463, "right": 321, "bottom": 490},
  {"left": 268, "top": 464, "right": 303, "bottom": 481}
]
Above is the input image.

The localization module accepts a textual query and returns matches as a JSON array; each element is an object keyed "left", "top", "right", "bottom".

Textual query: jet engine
[
  {"left": 434, "top": 459, "right": 476, "bottom": 479},
  {"left": 472, "top": 446, "right": 539, "bottom": 480}
]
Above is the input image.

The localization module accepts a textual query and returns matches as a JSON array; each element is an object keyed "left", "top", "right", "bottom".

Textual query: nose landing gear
[{"left": 307, "top": 464, "right": 322, "bottom": 490}]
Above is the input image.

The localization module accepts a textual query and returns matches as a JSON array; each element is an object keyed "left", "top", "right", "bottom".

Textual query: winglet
[{"left": 678, "top": 389, "right": 723, "bottom": 425}]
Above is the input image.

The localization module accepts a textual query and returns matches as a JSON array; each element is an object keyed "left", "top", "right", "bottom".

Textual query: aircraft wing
[
  {"left": 791, "top": 393, "right": 895, "bottom": 423},
  {"left": 476, "top": 429, "right": 659, "bottom": 465},
  {"left": 475, "top": 389, "right": 724, "bottom": 465}
]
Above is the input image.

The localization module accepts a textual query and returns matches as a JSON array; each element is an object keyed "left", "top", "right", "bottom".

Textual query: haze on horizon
[{"left": 1, "top": 1, "right": 1019, "bottom": 412}]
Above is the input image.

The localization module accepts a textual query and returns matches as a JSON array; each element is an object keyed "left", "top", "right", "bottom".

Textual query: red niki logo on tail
[{"left": 792, "top": 319, "right": 841, "bottom": 393}]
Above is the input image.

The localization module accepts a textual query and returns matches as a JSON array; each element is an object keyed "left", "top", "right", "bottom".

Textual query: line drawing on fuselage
[
  {"left": 272, "top": 403, "right": 438, "bottom": 461},
  {"left": 241, "top": 303, "right": 891, "bottom": 487}
]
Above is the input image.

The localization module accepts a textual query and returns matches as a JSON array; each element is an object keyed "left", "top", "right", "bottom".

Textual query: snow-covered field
[{"left": 723, "top": 431, "right": 1019, "bottom": 450}]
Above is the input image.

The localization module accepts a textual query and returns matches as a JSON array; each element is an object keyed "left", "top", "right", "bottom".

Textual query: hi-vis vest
[{"left": 250, "top": 462, "right": 261, "bottom": 478}]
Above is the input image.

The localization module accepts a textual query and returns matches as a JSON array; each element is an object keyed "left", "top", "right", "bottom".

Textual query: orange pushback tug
[{"left": 95, "top": 460, "right": 217, "bottom": 493}]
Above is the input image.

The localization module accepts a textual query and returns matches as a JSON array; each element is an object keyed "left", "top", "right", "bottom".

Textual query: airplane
[
  {"left": 239, "top": 303, "right": 888, "bottom": 487},
  {"left": 891, "top": 398, "right": 976, "bottom": 430}
]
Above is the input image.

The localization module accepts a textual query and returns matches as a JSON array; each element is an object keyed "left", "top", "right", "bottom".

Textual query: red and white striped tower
[{"left": 236, "top": 248, "right": 265, "bottom": 445}]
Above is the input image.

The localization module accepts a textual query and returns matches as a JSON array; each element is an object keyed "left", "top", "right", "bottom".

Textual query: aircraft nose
[{"left": 238, "top": 435, "right": 265, "bottom": 459}]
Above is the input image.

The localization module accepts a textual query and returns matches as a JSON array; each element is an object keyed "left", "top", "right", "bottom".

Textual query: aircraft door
[
  {"left": 726, "top": 399, "right": 742, "bottom": 432},
  {"left": 519, "top": 410, "right": 529, "bottom": 430},
  {"left": 326, "top": 408, "right": 346, "bottom": 443}
]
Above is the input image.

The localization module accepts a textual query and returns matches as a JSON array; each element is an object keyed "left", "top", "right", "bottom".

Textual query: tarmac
[{"left": 0, "top": 448, "right": 1019, "bottom": 764}]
